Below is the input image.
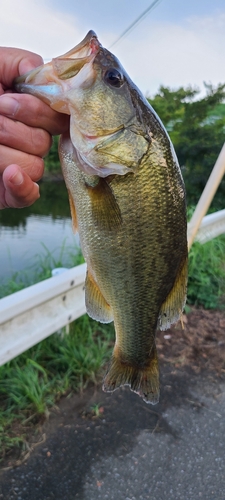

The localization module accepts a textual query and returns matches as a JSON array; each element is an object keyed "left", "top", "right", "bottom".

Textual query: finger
[
  {"left": 0, "top": 93, "right": 69, "bottom": 136},
  {"left": 0, "top": 113, "right": 52, "bottom": 156},
  {"left": 0, "top": 47, "right": 43, "bottom": 89},
  {"left": 1, "top": 164, "right": 40, "bottom": 209},
  {"left": 0, "top": 144, "right": 44, "bottom": 181}
]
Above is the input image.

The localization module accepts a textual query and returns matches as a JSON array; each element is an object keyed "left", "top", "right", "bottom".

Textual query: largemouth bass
[{"left": 15, "top": 31, "right": 188, "bottom": 404}]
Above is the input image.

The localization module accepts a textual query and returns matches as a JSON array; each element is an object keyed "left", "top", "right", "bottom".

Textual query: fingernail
[
  {"left": 0, "top": 96, "right": 19, "bottom": 117},
  {"left": 10, "top": 170, "right": 24, "bottom": 185}
]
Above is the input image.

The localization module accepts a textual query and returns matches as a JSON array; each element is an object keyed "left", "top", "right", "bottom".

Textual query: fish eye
[{"left": 104, "top": 68, "right": 124, "bottom": 88}]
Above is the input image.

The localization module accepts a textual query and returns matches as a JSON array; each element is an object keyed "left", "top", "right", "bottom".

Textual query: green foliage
[
  {"left": 0, "top": 242, "right": 84, "bottom": 299},
  {"left": 44, "top": 136, "right": 61, "bottom": 172},
  {"left": 0, "top": 316, "right": 113, "bottom": 415},
  {"left": 0, "top": 181, "right": 71, "bottom": 232},
  {"left": 0, "top": 313, "right": 114, "bottom": 460},
  {"left": 0, "top": 246, "right": 113, "bottom": 460},
  {"left": 149, "top": 85, "right": 197, "bottom": 129},
  {"left": 44, "top": 318, "right": 110, "bottom": 385},
  {"left": 148, "top": 83, "right": 225, "bottom": 209},
  {"left": 187, "top": 235, "right": 225, "bottom": 309},
  {"left": 0, "top": 360, "right": 55, "bottom": 415},
  {"left": 0, "top": 416, "right": 24, "bottom": 460}
]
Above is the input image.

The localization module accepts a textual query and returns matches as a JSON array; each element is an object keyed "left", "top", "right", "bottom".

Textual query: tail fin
[{"left": 103, "top": 345, "right": 159, "bottom": 405}]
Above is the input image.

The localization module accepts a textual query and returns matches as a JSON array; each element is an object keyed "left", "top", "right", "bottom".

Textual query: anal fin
[
  {"left": 157, "top": 256, "right": 188, "bottom": 331},
  {"left": 85, "top": 270, "right": 113, "bottom": 323}
]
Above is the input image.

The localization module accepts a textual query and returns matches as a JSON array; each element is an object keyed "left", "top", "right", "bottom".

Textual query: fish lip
[
  {"left": 60, "top": 30, "right": 100, "bottom": 59},
  {"left": 14, "top": 30, "right": 100, "bottom": 88}
]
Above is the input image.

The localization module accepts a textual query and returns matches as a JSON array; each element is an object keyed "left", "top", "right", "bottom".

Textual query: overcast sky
[{"left": 1, "top": 0, "right": 225, "bottom": 96}]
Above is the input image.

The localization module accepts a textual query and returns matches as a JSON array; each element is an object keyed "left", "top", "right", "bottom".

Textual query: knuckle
[
  {"left": 0, "top": 115, "right": 8, "bottom": 138},
  {"left": 29, "top": 156, "right": 45, "bottom": 182},
  {"left": 22, "top": 155, "right": 44, "bottom": 182},
  {"left": 30, "top": 127, "right": 52, "bottom": 157}
]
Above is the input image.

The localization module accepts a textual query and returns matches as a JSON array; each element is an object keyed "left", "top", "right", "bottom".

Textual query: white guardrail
[
  {"left": 0, "top": 263, "right": 86, "bottom": 366},
  {"left": 0, "top": 210, "right": 225, "bottom": 366},
  {"left": 193, "top": 209, "right": 225, "bottom": 244}
]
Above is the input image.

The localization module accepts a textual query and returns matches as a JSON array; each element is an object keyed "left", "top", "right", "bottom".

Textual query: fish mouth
[
  {"left": 14, "top": 30, "right": 100, "bottom": 111},
  {"left": 14, "top": 31, "right": 134, "bottom": 177}
]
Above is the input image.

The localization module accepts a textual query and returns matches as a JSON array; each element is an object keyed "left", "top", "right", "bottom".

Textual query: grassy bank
[
  {"left": 0, "top": 235, "right": 225, "bottom": 462},
  {"left": 0, "top": 316, "right": 114, "bottom": 463},
  {"left": 187, "top": 235, "right": 225, "bottom": 309},
  {"left": 0, "top": 248, "right": 115, "bottom": 462}
]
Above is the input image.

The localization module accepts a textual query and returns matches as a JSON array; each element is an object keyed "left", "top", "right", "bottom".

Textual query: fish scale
[{"left": 61, "top": 139, "right": 185, "bottom": 369}]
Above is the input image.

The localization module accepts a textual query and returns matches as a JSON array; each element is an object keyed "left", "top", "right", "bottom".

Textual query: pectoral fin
[
  {"left": 68, "top": 189, "right": 78, "bottom": 233},
  {"left": 157, "top": 256, "right": 188, "bottom": 331},
  {"left": 85, "top": 178, "right": 122, "bottom": 231},
  {"left": 85, "top": 271, "right": 113, "bottom": 323}
]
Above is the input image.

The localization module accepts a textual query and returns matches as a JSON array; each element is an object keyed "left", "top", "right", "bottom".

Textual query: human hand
[{"left": 0, "top": 47, "right": 69, "bottom": 209}]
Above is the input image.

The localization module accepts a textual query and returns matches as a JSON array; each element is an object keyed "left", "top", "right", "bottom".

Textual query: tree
[
  {"left": 44, "top": 136, "right": 60, "bottom": 173},
  {"left": 148, "top": 84, "right": 225, "bottom": 209}
]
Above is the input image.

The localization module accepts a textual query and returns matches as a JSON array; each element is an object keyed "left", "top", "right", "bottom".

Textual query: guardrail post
[{"left": 188, "top": 143, "right": 225, "bottom": 249}]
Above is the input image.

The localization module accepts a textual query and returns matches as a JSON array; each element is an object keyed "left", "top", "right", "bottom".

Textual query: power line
[{"left": 109, "top": 0, "right": 162, "bottom": 49}]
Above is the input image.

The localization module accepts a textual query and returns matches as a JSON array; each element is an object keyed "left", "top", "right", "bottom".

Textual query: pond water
[{"left": 0, "top": 181, "right": 80, "bottom": 285}]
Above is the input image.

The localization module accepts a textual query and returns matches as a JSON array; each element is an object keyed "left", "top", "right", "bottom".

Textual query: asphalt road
[{"left": 1, "top": 364, "right": 225, "bottom": 500}]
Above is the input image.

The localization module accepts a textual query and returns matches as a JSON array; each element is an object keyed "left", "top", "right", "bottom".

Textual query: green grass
[
  {"left": 0, "top": 246, "right": 114, "bottom": 462},
  {"left": 0, "top": 315, "right": 114, "bottom": 462},
  {"left": 0, "top": 241, "right": 84, "bottom": 299},
  {"left": 187, "top": 236, "right": 225, "bottom": 309},
  {"left": 187, "top": 232, "right": 225, "bottom": 309},
  {"left": 44, "top": 136, "right": 61, "bottom": 173},
  {"left": 0, "top": 233, "right": 225, "bottom": 462}
]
